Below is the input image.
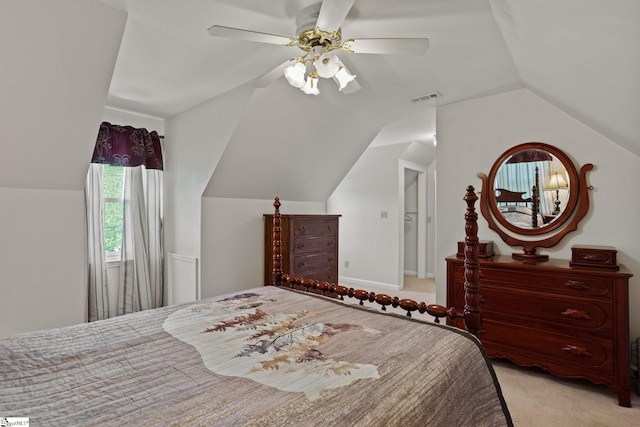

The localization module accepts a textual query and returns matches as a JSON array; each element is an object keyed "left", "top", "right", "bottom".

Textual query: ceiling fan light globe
[
  {"left": 284, "top": 62, "right": 306, "bottom": 88},
  {"left": 313, "top": 53, "right": 341, "bottom": 78},
  {"left": 333, "top": 67, "right": 356, "bottom": 91},
  {"left": 300, "top": 76, "right": 320, "bottom": 95}
]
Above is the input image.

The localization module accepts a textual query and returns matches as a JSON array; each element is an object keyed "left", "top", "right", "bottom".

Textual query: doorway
[{"left": 398, "top": 160, "right": 427, "bottom": 289}]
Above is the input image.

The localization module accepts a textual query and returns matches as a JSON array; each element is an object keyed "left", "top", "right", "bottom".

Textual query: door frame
[{"left": 398, "top": 160, "right": 427, "bottom": 289}]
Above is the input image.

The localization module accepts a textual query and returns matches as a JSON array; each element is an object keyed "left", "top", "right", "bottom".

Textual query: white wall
[
  {"left": 0, "top": 189, "right": 87, "bottom": 337},
  {"left": 201, "top": 197, "right": 325, "bottom": 299},
  {"left": 102, "top": 107, "right": 165, "bottom": 135},
  {"left": 0, "top": 0, "right": 126, "bottom": 337},
  {"left": 202, "top": 80, "right": 381, "bottom": 202},
  {"left": 0, "top": 0, "right": 126, "bottom": 190},
  {"left": 328, "top": 141, "right": 434, "bottom": 289},
  {"left": 436, "top": 88, "right": 640, "bottom": 340},
  {"left": 163, "top": 85, "right": 255, "bottom": 302},
  {"left": 328, "top": 144, "right": 408, "bottom": 289}
]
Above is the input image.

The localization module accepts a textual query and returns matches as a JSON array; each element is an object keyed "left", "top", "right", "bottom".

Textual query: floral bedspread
[
  {"left": 164, "top": 292, "right": 381, "bottom": 401},
  {"left": 1, "top": 286, "right": 512, "bottom": 426}
]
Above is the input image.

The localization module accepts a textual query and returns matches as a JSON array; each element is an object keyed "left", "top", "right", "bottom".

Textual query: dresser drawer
[
  {"left": 293, "top": 236, "right": 336, "bottom": 255},
  {"left": 292, "top": 252, "right": 337, "bottom": 274},
  {"left": 452, "top": 283, "right": 612, "bottom": 331},
  {"left": 450, "top": 263, "right": 613, "bottom": 298},
  {"left": 292, "top": 219, "right": 338, "bottom": 237},
  {"left": 299, "top": 268, "right": 338, "bottom": 283},
  {"left": 483, "top": 320, "right": 612, "bottom": 373}
]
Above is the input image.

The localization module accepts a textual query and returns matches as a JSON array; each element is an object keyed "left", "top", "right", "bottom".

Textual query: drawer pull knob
[
  {"left": 297, "top": 262, "right": 305, "bottom": 267},
  {"left": 297, "top": 243, "right": 305, "bottom": 249},
  {"left": 564, "top": 280, "right": 589, "bottom": 290},
  {"left": 561, "top": 309, "right": 593, "bottom": 320},
  {"left": 327, "top": 225, "right": 334, "bottom": 230},
  {"left": 561, "top": 345, "right": 592, "bottom": 358},
  {"left": 297, "top": 226, "right": 306, "bottom": 232}
]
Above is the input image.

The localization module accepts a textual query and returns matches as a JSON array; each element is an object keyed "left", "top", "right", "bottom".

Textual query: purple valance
[{"left": 91, "top": 122, "right": 163, "bottom": 170}]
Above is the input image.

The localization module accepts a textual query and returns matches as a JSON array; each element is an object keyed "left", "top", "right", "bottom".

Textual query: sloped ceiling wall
[
  {"left": 0, "top": 0, "right": 126, "bottom": 190},
  {"left": 203, "top": 78, "right": 381, "bottom": 201},
  {"left": 491, "top": 0, "right": 640, "bottom": 156}
]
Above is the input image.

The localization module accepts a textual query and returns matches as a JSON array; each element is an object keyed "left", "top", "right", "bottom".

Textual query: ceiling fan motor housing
[{"left": 295, "top": 7, "right": 342, "bottom": 51}]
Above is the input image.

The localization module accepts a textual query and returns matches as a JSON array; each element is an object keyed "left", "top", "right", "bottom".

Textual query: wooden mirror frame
[{"left": 478, "top": 142, "right": 593, "bottom": 261}]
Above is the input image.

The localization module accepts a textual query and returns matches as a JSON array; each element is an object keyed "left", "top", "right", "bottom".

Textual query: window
[
  {"left": 102, "top": 165, "right": 125, "bottom": 258},
  {"left": 87, "top": 122, "right": 164, "bottom": 320}
]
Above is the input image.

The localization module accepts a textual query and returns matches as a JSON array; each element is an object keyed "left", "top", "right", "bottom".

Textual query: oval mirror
[
  {"left": 487, "top": 142, "right": 580, "bottom": 236},
  {"left": 478, "top": 142, "right": 593, "bottom": 260}
]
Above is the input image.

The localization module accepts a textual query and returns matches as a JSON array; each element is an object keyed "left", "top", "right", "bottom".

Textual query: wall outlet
[
  {"left": 380, "top": 211, "right": 388, "bottom": 219},
  {"left": 344, "top": 260, "right": 350, "bottom": 268}
]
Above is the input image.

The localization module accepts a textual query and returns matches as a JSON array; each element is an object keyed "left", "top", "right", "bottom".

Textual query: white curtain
[
  {"left": 117, "top": 166, "right": 163, "bottom": 315},
  {"left": 85, "top": 164, "right": 163, "bottom": 320},
  {"left": 85, "top": 164, "right": 110, "bottom": 321}
]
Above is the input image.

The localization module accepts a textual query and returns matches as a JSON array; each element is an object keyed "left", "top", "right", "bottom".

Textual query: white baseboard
[
  {"left": 403, "top": 272, "right": 435, "bottom": 280},
  {"left": 338, "top": 276, "right": 400, "bottom": 292}
]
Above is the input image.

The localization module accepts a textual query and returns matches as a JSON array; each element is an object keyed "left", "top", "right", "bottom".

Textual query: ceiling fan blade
[
  {"left": 251, "top": 60, "right": 293, "bottom": 88},
  {"left": 208, "top": 25, "right": 296, "bottom": 46},
  {"left": 316, "top": 0, "right": 356, "bottom": 32},
  {"left": 344, "top": 38, "right": 429, "bottom": 55}
]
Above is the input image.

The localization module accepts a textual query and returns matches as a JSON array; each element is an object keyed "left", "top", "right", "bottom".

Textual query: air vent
[{"left": 411, "top": 91, "right": 442, "bottom": 103}]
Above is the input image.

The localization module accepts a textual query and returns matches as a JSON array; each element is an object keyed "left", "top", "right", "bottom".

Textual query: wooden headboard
[
  {"left": 495, "top": 188, "right": 532, "bottom": 204},
  {"left": 495, "top": 166, "right": 541, "bottom": 228},
  {"left": 268, "top": 186, "right": 482, "bottom": 336}
]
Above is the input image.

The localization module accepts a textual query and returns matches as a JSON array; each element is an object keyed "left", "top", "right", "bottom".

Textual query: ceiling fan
[{"left": 207, "top": 0, "right": 429, "bottom": 95}]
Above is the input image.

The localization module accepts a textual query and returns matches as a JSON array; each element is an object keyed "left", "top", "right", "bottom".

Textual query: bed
[
  {"left": 495, "top": 164, "right": 544, "bottom": 229},
  {"left": 0, "top": 187, "right": 512, "bottom": 426},
  {"left": 495, "top": 186, "right": 542, "bottom": 229}
]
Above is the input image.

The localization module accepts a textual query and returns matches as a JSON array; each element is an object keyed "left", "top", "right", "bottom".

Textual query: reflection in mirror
[
  {"left": 479, "top": 142, "right": 593, "bottom": 260},
  {"left": 494, "top": 149, "right": 570, "bottom": 229}
]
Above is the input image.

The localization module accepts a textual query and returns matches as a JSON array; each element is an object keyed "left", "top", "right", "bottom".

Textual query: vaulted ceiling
[{"left": 99, "top": 0, "right": 640, "bottom": 159}]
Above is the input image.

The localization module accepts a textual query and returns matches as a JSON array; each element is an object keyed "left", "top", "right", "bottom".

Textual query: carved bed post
[
  {"left": 270, "top": 190, "right": 482, "bottom": 336},
  {"left": 531, "top": 166, "right": 540, "bottom": 228},
  {"left": 272, "top": 197, "right": 283, "bottom": 287},
  {"left": 463, "top": 186, "right": 482, "bottom": 336},
  {"left": 425, "top": 185, "right": 482, "bottom": 336}
]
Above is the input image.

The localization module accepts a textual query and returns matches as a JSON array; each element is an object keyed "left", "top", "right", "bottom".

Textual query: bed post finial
[
  {"left": 272, "top": 197, "right": 283, "bottom": 286},
  {"left": 425, "top": 185, "right": 482, "bottom": 333},
  {"left": 463, "top": 185, "right": 481, "bottom": 336}
]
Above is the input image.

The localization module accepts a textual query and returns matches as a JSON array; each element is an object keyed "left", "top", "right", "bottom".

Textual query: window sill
[{"left": 106, "top": 254, "right": 121, "bottom": 265}]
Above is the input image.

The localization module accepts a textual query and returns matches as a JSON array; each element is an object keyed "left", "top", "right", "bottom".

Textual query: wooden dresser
[
  {"left": 264, "top": 214, "right": 340, "bottom": 285},
  {"left": 446, "top": 255, "right": 633, "bottom": 406}
]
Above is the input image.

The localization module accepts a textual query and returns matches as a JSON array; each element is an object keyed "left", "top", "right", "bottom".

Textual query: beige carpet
[
  {"left": 493, "top": 359, "right": 640, "bottom": 426},
  {"left": 352, "top": 276, "right": 640, "bottom": 425}
]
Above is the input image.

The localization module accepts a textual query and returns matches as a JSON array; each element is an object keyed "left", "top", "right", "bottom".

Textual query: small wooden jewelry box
[
  {"left": 570, "top": 245, "right": 619, "bottom": 270},
  {"left": 457, "top": 240, "right": 494, "bottom": 258}
]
